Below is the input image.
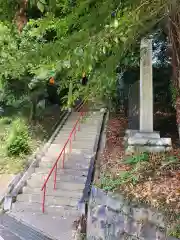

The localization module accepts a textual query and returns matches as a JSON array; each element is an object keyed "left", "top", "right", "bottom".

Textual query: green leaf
[
  {"left": 39, "top": 0, "right": 47, "bottom": 4},
  {"left": 37, "top": 1, "right": 45, "bottom": 12}
]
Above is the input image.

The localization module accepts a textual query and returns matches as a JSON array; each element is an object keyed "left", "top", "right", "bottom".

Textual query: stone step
[
  {"left": 44, "top": 148, "right": 94, "bottom": 158},
  {"left": 47, "top": 143, "right": 94, "bottom": 152},
  {"left": 54, "top": 134, "right": 98, "bottom": 141},
  {"left": 128, "top": 136, "right": 171, "bottom": 146},
  {"left": 23, "top": 186, "right": 83, "bottom": 199},
  {"left": 41, "top": 152, "right": 89, "bottom": 162},
  {"left": 38, "top": 158, "right": 90, "bottom": 170},
  {"left": 55, "top": 131, "right": 97, "bottom": 139},
  {"left": 11, "top": 201, "right": 78, "bottom": 215},
  {"left": 38, "top": 156, "right": 90, "bottom": 168},
  {"left": 40, "top": 152, "right": 90, "bottom": 164},
  {"left": 30, "top": 172, "right": 87, "bottom": 184},
  {"left": 16, "top": 193, "right": 79, "bottom": 207},
  {"left": 27, "top": 178, "right": 85, "bottom": 191},
  {"left": 53, "top": 137, "right": 96, "bottom": 144},
  {"left": 46, "top": 145, "right": 94, "bottom": 154},
  {"left": 40, "top": 154, "right": 91, "bottom": 166},
  {"left": 8, "top": 210, "right": 78, "bottom": 240},
  {"left": 59, "top": 127, "right": 98, "bottom": 133},
  {"left": 0, "top": 214, "right": 57, "bottom": 240},
  {"left": 64, "top": 121, "right": 100, "bottom": 126},
  {"left": 35, "top": 167, "right": 88, "bottom": 176}
]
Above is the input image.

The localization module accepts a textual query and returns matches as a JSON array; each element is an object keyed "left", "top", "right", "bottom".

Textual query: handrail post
[
  {"left": 42, "top": 185, "right": 46, "bottom": 213},
  {"left": 54, "top": 163, "right": 57, "bottom": 190},
  {"left": 74, "top": 128, "right": 76, "bottom": 140},
  {"left": 78, "top": 122, "right": 80, "bottom": 131},
  {"left": 69, "top": 136, "right": 72, "bottom": 153},
  {"left": 62, "top": 149, "right": 65, "bottom": 168}
]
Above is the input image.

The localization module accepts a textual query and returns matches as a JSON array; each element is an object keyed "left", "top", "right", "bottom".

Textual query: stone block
[
  {"left": 106, "top": 193, "right": 125, "bottom": 211},
  {"left": 126, "top": 145, "right": 172, "bottom": 154},
  {"left": 3, "top": 195, "right": 13, "bottom": 211},
  {"left": 125, "top": 129, "right": 139, "bottom": 138},
  {"left": 133, "top": 131, "right": 160, "bottom": 139},
  {"left": 128, "top": 137, "right": 172, "bottom": 146},
  {"left": 139, "top": 222, "right": 157, "bottom": 239},
  {"left": 132, "top": 208, "right": 148, "bottom": 222},
  {"left": 156, "top": 228, "right": 167, "bottom": 240},
  {"left": 125, "top": 217, "right": 139, "bottom": 237},
  {"left": 148, "top": 209, "right": 165, "bottom": 228}
]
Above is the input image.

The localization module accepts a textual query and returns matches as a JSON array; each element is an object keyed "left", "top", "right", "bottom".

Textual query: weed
[
  {"left": 100, "top": 169, "right": 139, "bottom": 191},
  {"left": 0, "top": 117, "right": 12, "bottom": 125},
  {"left": 124, "top": 152, "right": 149, "bottom": 165},
  {"left": 6, "top": 118, "right": 31, "bottom": 156},
  {"left": 168, "top": 224, "right": 180, "bottom": 239}
]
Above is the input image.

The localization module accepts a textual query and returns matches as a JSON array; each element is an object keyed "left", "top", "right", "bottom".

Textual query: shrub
[
  {"left": 0, "top": 117, "right": 12, "bottom": 125},
  {"left": 6, "top": 118, "right": 31, "bottom": 156}
]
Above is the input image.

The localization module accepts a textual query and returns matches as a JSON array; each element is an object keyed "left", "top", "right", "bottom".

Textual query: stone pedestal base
[{"left": 125, "top": 129, "right": 172, "bottom": 153}]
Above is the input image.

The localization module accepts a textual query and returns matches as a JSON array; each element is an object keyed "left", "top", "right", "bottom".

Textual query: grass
[
  {"left": 94, "top": 111, "right": 180, "bottom": 238},
  {"left": 0, "top": 105, "right": 61, "bottom": 174}
]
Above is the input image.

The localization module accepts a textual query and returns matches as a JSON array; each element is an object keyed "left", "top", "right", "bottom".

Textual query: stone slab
[
  {"left": 16, "top": 193, "right": 79, "bottom": 207},
  {"left": 128, "top": 137, "right": 172, "bottom": 146},
  {"left": 11, "top": 201, "right": 78, "bottom": 215},
  {"left": 30, "top": 172, "right": 87, "bottom": 184},
  {"left": 0, "top": 223, "right": 20, "bottom": 240},
  {"left": 0, "top": 214, "right": 53, "bottom": 240},
  {"left": 27, "top": 178, "right": 85, "bottom": 191},
  {"left": 126, "top": 145, "right": 172, "bottom": 153},
  {"left": 8, "top": 210, "right": 78, "bottom": 240},
  {"left": 133, "top": 131, "right": 160, "bottom": 139},
  {"left": 23, "top": 186, "right": 83, "bottom": 198}
]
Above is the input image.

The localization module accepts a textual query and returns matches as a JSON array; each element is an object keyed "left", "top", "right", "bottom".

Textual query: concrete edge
[
  {"left": 82, "top": 111, "right": 106, "bottom": 204},
  {"left": 2, "top": 110, "right": 70, "bottom": 210},
  {"left": 75, "top": 110, "right": 107, "bottom": 239}
]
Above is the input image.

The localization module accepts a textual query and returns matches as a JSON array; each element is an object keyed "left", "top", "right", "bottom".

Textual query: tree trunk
[
  {"left": 168, "top": 1, "right": 180, "bottom": 139},
  {"left": 176, "top": 96, "right": 180, "bottom": 139},
  {"left": 14, "top": 0, "right": 28, "bottom": 32}
]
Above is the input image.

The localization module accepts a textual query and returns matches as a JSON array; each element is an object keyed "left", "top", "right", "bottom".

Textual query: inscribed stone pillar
[{"left": 140, "top": 38, "right": 153, "bottom": 132}]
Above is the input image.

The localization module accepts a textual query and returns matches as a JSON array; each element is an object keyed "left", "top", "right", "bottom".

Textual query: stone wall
[{"left": 87, "top": 186, "right": 178, "bottom": 240}]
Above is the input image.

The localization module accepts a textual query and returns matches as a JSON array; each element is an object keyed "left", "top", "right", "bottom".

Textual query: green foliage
[
  {"left": 6, "top": 118, "right": 31, "bottom": 156},
  {"left": 0, "top": 0, "right": 173, "bottom": 109},
  {"left": 0, "top": 117, "right": 12, "bottom": 125},
  {"left": 100, "top": 169, "right": 139, "bottom": 191},
  {"left": 168, "top": 224, "right": 180, "bottom": 239},
  {"left": 100, "top": 153, "right": 149, "bottom": 191},
  {"left": 124, "top": 152, "right": 149, "bottom": 165},
  {"left": 169, "top": 81, "right": 178, "bottom": 108},
  {"left": 67, "top": 81, "right": 73, "bottom": 108}
]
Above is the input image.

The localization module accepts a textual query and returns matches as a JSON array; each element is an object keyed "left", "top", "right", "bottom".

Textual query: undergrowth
[
  {"left": 6, "top": 118, "right": 31, "bottom": 156},
  {"left": 99, "top": 152, "right": 149, "bottom": 191}
]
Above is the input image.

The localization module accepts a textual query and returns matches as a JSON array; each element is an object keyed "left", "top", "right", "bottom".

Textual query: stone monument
[
  {"left": 126, "top": 38, "right": 172, "bottom": 153},
  {"left": 128, "top": 81, "right": 139, "bottom": 130}
]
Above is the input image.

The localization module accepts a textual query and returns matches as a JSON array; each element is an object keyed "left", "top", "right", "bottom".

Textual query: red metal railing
[{"left": 41, "top": 101, "right": 87, "bottom": 213}]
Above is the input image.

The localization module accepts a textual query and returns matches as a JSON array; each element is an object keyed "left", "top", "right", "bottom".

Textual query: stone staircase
[{"left": 6, "top": 111, "right": 104, "bottom": 240}]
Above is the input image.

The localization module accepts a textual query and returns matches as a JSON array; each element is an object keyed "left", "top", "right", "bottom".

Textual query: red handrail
[{"left": 41, "top": 101, "right": 87, "bottom": 213}]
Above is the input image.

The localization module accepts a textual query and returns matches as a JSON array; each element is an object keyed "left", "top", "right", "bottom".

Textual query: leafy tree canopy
[{"left": 0, "top": 0, "right": 171, "bottom": 105}]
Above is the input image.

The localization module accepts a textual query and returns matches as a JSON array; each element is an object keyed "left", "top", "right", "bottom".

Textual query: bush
[
  {"left": 6, "top": 118, "right": 31, "bottom": 156},
  {"left": 0, "top": 117, "right": 12, "bottom": 125}
]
